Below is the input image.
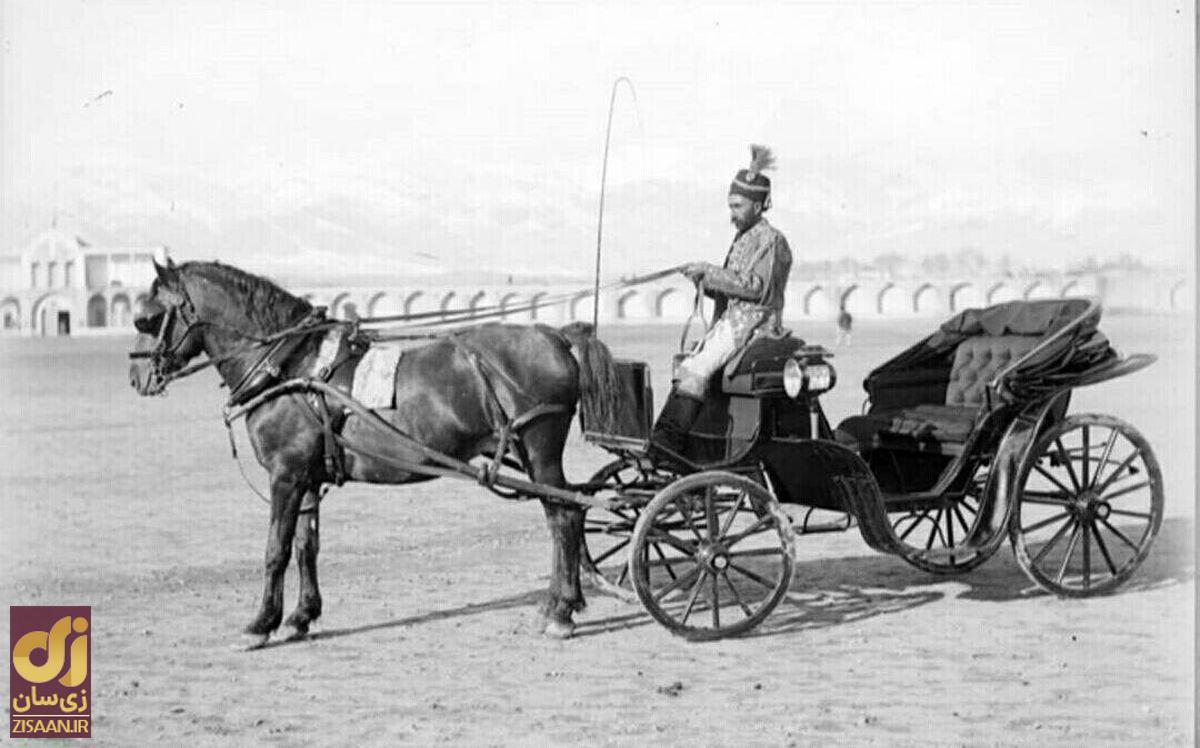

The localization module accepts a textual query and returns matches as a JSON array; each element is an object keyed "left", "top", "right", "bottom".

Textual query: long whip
[{"left": 592, "top": 76, "right": 639, "bottom": 334}]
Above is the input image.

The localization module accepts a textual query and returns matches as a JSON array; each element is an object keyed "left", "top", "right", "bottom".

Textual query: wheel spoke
[
  {"left": 1022, "top": 490, "right": 1072, "bottom": 504},
  {"left": 679, "top": 570, "right": 708, "bottom": 626},
  {"left": 721, "top": 570, "right": 754, "bottom": 617},
  {"left": 728, "top": 561, "right": 776, "bottom": 591},
  {"left": 1089, "top": 428, "right": 1119, "bottom": 490},
  {"left": 1022, "top": 511, "right": 1070, "bottom": 534},
  {"left": 1101, "top": 480, "right": 1151, "bottom": 503},
  {"left": 925, "top": 509, "right": 945, "bottom": 550},
  {"left": 1099, "top": 518, "right": 1141, "bottom": 552},
  {"left": 651, "top": 542, "right": 678, "bottom": 581},
  {"left": 1031, "top": 516, "right": 1075, "bottom": 566},
  {"left": 710, "top": 573, "right": 720, "bottom": 629},
  {"left": 705, "top": 487, "right": 720, "bottom": 539},
  {"left": 652, "top": 564, "right": 703, "bottom": 603},
  {"left": 958, "top": 497, "right": 979, "bottom": 516},
  {"left": 898, "top": 509, "right": 932, "bottom": 541},
  {"left": 945, "top": 504, "right": 955, "bottom": 547},
  {"left": 1090, "top": 522, "right": 1119, "bottom": 577},
  {"left": 1081, "top": 518, "right": 1091, "bottom": 588},
  {"left": 644, "top": 528, "right": 698, "bottom": 556},
  {"left": 591, "top": 537, "right": 630, "bottom": 566},
  {"left": 726, "top": 547, "right": 785, "bottom": 559},
  {"left": 1055, "top": 438, "right": 1082, "bottom": 492},
  {"left": 1081, "top": 425, "right": 1090, "bottom": 487},
  {"left": 677, "top": 500, "right": 705, "bottom": 542},
  {"left": 722, "top": 516, "right": 774, "bottom": 549},
  {"left": 719, "top": 490, "right": 749, "bottom": 538},
  {"left": 1033, "top": 463, "right": 1075, "bottom": 496},
  {"left": 1108, "top": 508, "right": 1153, "bottom": 520},
  {"left": 1094, "top": 449, "right": 1140, "bottom": 495},
  {"left": 1054, "top": 522, "right": 1083, "bottom": 584},
  {"left": 950, "top": 502, "right": 973, "bottom": 537}
]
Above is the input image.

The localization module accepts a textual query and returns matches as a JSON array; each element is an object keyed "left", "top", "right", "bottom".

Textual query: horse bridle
[{"left": 128, "top": 281, "right": 220, "bottom": 390}]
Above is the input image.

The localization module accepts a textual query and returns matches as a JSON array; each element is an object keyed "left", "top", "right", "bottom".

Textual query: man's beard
[{"left": 731, "top": 215, "right": 756, "bottom": 232}]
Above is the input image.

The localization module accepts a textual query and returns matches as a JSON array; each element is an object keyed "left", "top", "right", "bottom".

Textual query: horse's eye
[{"left": 134, "top": 310, "right": 164, "bottom": 334}]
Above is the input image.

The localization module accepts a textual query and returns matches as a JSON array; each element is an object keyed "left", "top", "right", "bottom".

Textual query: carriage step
[{"left": 881, "top": 492, "right": 963, "bottom": 512}]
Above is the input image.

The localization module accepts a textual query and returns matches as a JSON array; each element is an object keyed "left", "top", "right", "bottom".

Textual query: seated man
[{"left": 652, "top": 144, "right": 793, "bottom": 460}]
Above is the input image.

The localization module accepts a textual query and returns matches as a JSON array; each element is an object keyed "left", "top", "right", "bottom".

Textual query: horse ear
[{"left": 153, "top": 259, "right": 177, "bottom": 287}]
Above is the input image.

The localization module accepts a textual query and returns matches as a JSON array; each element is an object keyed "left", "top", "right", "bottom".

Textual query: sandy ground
[{"left": 0, "top": 313, "right": 1193, "bottom": 746}]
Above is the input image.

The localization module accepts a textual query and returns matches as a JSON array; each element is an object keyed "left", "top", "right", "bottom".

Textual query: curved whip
[{"left": 593, "top": 76, "right": 640, "bottom": 334}]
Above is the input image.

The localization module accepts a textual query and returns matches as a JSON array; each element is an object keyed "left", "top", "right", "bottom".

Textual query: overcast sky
[{"left": 1, "top": 0, "right": 1194, "bottom": 276}]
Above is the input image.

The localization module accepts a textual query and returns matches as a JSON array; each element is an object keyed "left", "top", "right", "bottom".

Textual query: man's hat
[{"left": 729, "top": 144, "right": 775, "bottom": 205}]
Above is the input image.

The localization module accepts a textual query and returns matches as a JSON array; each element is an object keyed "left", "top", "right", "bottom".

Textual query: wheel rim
[
  {"left": 631, "top": 473, "right": 793, "bottom": 640},
  {"left": 1013, "top": 417, "right": 1163, "bottom": 596},
  {"left": 890, "top": 460, "right": 992, "bottom": 573},
  {"left": 582, "top": 460, "right": 670, "bottom": 593}
]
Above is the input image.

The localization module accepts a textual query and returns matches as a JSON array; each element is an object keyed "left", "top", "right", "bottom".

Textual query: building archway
[
  {"left": 468, "top": 291, "right": 489, "bottom": 312},
  {"left": 527, "top": 292, "right": 548, "bottom": 321},
  {"left": 804, "top": 286, "right": 833, "bottom": 317},
  {"left": 950, "top": 283, "right": 984, "bottom": 311},
  {"left": 655, "top": 288, "right": 692, "bottom": 321},
  {"left": 87, "top": 294, "right": 108, "bottom": 328},
  {"left": 877, "top": 284, "right": 908, "bottom": 315},
  {"left": 405, "top": 291, "right": 429, "bottom": 315},
  {"left": 840, "top": 285, "right": 871, "bottom": 316},
  {"left": 110, "top": 293, "right": 132, "bottom": 327},
  {"left": 134, "top": 293, "right": 149, "bottom": 316},
  {"left": 497, "top": 293, "right": 522, "bottom": 320},
  {"left": 1170, "top": 280, "right": 1191, "bottom": 310},
  {"left": 330, "top": 293, "right": 353, "bottom": 319},
  {"left": 1, "top": 297, "right": 21, "bottom": 331},
  {"left": 31, "top": 293, "right": 73, "bottom": 337},
  {"left": 987, "top": 283, "right": 1019, "bottom": 304},
  {"left": 1025, "top": 282, "right": 1055, "bottom": 300},
  {"left": 569, "top": 293, "right": 591, "bottom": 321},
  {"left": 618, "top": 290, "right": 649, "bottom": 320},
  {"left": 913, "top": 284, "right": 943, "bottom": 314}
]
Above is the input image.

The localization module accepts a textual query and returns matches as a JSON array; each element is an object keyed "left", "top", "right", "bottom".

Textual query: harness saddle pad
[{"left": 351, "top": 344, "right": 403, "bottom": 409}]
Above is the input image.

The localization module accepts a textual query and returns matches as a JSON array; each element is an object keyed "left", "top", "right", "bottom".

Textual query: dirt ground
[{"left": 0, "top": 313, "right": 1193, "bottom": 746}]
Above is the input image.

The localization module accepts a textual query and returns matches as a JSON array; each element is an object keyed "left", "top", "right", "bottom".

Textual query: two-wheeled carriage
[{"left": 579, "top": 297, "right": 1163, "bottom": 640}]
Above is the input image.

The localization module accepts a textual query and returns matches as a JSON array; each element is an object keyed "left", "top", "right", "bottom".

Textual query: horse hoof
[
  {"left": 282, "top": 623, "right": 309, "bottom": 642},
  {"left": 235, "top": 632, "right": 271, "bottom": 651},
  {"left": 543, "top": 619, "right": 575, "bottom": 640}
]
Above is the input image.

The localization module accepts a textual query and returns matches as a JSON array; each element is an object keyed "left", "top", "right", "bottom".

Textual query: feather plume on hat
[{"left": 746, "top": 144, "right": 776, "bottom": 179}]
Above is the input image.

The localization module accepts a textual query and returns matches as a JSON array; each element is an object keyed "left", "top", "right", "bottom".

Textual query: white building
[{"left": 0, "top": 228, "right": 168, "bottom": 336}]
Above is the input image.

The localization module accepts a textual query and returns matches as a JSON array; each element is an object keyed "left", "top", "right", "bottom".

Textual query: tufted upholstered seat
[{"left": 837, "top": 335, "right": 1040, "bottom": 453}]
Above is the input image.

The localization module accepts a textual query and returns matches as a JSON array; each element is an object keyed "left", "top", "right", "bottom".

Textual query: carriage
[
  {"left": 130, "top": 260, "right": 1164, "bottom": 644},
  {"left": 577, "top": 297, "right": 1163, "bottom": 640}
]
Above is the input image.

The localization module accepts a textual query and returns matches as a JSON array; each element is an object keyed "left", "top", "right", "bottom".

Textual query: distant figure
[{"left": 836, "top": 306, "right": 853, "bottom": 347}]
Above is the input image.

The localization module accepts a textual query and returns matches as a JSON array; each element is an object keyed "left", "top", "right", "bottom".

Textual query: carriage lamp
[{"left": 783, "top": 358, "right": 836, "bottom": 398}]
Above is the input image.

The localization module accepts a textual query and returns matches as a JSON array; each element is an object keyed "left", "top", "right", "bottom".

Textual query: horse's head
[{"left": 129, "top": 259, "right": 207, "bottom": 396}]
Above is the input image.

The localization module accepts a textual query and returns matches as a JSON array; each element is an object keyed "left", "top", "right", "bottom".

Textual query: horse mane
[{"left": 178, "top": 261, "right": 313, "bottom": 335}]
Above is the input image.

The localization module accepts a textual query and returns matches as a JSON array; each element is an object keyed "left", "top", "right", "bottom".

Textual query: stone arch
[
  {"left": 405, "top": 291, "right": 430, "bottom": 315},
  {"left": 913, "top": 284, "right": 944, "bottom": 314},
  {"left": 950, "top": 283, "right": 984, "bottom": 311},
  {"left": 329, "top": 292, "right": 353, "bottom": 319},
  {"left": 87, "top": 294, "right": 108, "bottom": 327},
  {"left": 1060, "top": 280, "right": 1080, "bottom": 298},
  {"left": 110, "top": 293, "right": 132, "bottom": 327},
  {"left": 497, "top": 293, "right": 522, "bottom": 320},
  {"left": 134, "top": 293, "right": 149, "bottom": 316},
  {"left": 569, "top": 293, "right": 592, "bottom": 322},
  {"left": 655, "top": 288, "right": 692, "bottom": 321},
  {"left": 840, "top": 285, "right": 871, "bottom": 316},
  {"left": 618, "top": 290, "right": 649, "bottom": 320},
  {"left": 804, "top": 286, "right": 834, "bottom": 317},
  {"left": 1024, "top": 281, "right": 1055, "bottom": 300},
  {"left": 527, "top": 292, "right": 548, "bottom": 321},
  {"left": 987, "top": 283, "right": 1018, "bottom": 305},
  {"left": 1, "top": 297, "right": 21, "bottom": 330},
  {"left": 31, "top": 293, "right": 73, "bottom": 336},
  {"left": 468, "top": 291, "right": 489, "bottom": 312},
  {"left": 877, "top": 284, "right": 908, "bottom": 315},
  {"left": 438, "top": 291, "right": 459, "bottom": 320}
]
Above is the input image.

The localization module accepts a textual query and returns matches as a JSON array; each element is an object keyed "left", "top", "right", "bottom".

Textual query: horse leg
[
  {"left": 283, "top": 492, "right": 323, "bottom": 641},
  {"left": 524, "top": 417, "right": 585, "bottom": 639},
  {"left": 244, "top": 472, "right": 305, "bottom": 646}
]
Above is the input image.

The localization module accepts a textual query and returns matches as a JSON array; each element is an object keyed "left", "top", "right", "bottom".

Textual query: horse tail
[{"left": 553, "top": 322, "right": 622, "bottom": 434}]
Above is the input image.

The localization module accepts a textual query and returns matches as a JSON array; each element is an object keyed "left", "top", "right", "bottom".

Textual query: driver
[{"left": 652, "top": 144, "right": 793, "bottom": 459}]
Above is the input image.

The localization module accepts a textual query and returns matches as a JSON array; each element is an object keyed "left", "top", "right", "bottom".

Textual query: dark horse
[{"left": 129, "top": 259, "right": 618, "bottom": 644}]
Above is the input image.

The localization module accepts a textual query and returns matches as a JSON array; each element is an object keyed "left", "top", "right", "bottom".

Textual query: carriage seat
[{"left": 836, "top": 334, "right": 1040, "bottom": 453}]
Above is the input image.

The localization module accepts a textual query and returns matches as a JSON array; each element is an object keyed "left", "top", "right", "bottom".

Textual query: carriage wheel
[
  {"left": 1009, "top": 414, "right": 1163, "bottom": 597},
  {"left": 891, "top": 458, "right": 998, "bottom": 575},
  {"left": 629, "top": 471, "right": 794, "bottom": 641},
  {"left": 581, "top": 458, "right": 673, "bottom": 597}
]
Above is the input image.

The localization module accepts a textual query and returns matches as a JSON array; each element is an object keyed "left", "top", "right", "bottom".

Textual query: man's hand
[{"left": 680, "top": 262, "right": 709, "bottom": 283}]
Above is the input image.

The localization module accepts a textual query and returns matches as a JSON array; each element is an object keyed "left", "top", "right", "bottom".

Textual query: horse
[{"left": 128, "top": 259, "right": 619, "bottom": 645}]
